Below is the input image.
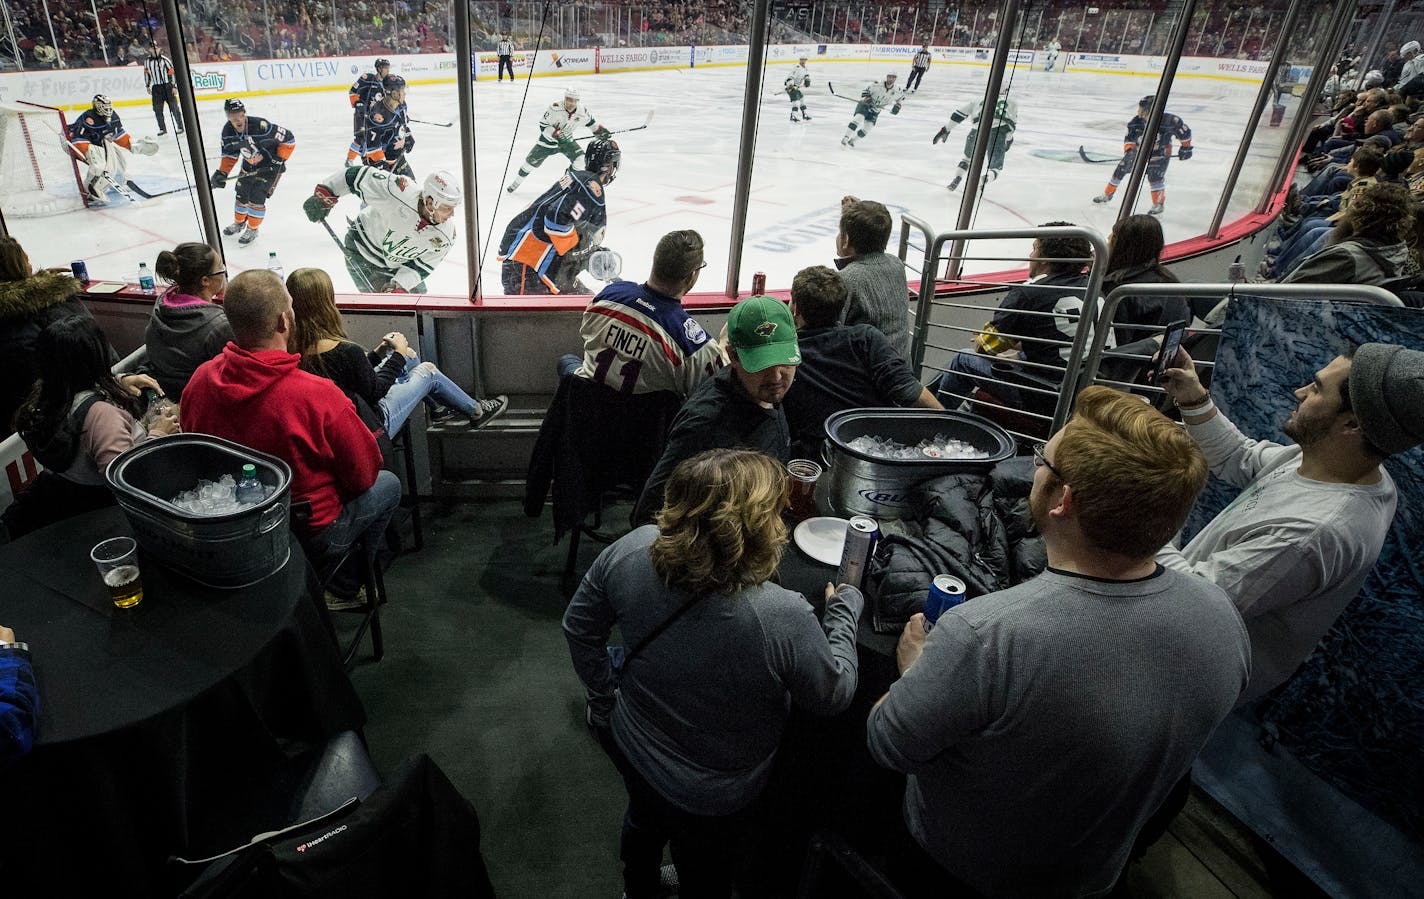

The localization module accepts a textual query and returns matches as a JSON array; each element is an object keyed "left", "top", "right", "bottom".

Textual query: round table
[{"left": 0, "top": 506, "right": 366, "bottom": 896}]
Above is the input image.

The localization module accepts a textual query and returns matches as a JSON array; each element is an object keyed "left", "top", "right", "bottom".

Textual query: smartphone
[{"left": 1151, "top": 320, "right": 1189, "bottom": 385}]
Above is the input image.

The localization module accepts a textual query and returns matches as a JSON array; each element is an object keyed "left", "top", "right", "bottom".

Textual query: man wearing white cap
[
  {"left": 506, "top": 87, "right": 613, "bottom": 192},
  {"left": 1158, "top": 342, "right": 1423, "bottom": 703},
  {"left": 1395, "top": 40, "right": 1424, "bottom": 93}
]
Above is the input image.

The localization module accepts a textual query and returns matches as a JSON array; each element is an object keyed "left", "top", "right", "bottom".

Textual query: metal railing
[{"left": 902, "top": 219, "right": 1110, "bottom": 442}]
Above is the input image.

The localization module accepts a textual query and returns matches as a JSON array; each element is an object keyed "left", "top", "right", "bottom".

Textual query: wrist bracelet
[
  {"left": 1179, "top": 395, "right": 1214, "bottom": 414},
  {"left": 0, "top": 641, "right": 29, "bottom": 652}
]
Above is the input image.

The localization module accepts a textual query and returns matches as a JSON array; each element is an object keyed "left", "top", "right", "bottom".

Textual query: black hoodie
[
  {"left": 0, "top": 272, "right": 100, "bottom": 438},
  {"left": 143, "top": 292, "right": 233, "bottom": 402}
]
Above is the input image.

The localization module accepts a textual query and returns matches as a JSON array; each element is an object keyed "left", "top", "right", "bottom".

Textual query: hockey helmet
[
  {"left": 421, "top": 170, "right": 463, "bottom": 208},
  {"left": 584, "top": 138, "right": 621, "bottom": 184},
  {"left": 564, "top": 87, "right": 581, "bottom": 100},
  {"left": 1364, "top": 70, "right": 1386, "bottom": 87},
  {"left": 375, "top": 57, "right": 392, "bottom": 71},
  {"left": 1403, "top": 41, "right": 1422, "bottom": 57},
  {"left": 382, "top": 74, "right": 407, "bottom": 92},
  {"left": 1138, "top": 95, "right": 1156, "bottom": 112},
  {"left": 92, "top": 94, "right": 113, "bottom": 117},
  {"left": 224, "top": 97, "right": 246, "bottom": 113}
]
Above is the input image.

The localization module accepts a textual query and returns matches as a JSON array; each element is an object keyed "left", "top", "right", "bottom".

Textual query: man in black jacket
[
  {"left": 634, "top": 296, "right": 800, "bottom": 524},
  {"left": 782, "top": 265, "right": 941, "bottom": 458}
]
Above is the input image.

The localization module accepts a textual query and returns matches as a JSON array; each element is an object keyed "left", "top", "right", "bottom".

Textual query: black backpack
[{"left": 20, "top": 390, "right": 105, "bottom": 472}]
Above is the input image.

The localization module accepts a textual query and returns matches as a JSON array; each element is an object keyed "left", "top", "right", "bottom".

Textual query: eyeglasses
[
  {"left": 695, "top": 261, "right": 707, "bottom": 271},
  {"left": 1032, "top": 443, "right": 1067, "bottom": 483},
  {"left": 206, "top": 269, "right": 226, "bottom": 278}
]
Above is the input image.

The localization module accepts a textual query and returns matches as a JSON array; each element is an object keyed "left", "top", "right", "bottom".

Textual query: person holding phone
[{"left": 1157, "top": 342, "right": 1422, "bottom": 703}]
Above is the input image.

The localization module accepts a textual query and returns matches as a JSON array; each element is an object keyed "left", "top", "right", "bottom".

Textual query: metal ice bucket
[{"left": 821, "top": 408, "right": 1015, "bottom": 520}]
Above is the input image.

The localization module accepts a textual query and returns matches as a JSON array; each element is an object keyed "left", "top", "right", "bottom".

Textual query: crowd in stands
[{"left": 1, "top": 0, "right": 1359, "bottom": 68}]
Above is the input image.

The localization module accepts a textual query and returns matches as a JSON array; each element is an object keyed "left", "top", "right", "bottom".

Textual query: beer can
[
  {"left": 71, "top": 260, "right": 89, "bottom": 284},
  {"left": 751, "top": 271, "right": 766, "bottom": 296},
  {"left": 923, "top": 574, "right": 966, "bottom": 628},
  {"left": 834, "top": 516, "right": 879, "bottom": 591}
]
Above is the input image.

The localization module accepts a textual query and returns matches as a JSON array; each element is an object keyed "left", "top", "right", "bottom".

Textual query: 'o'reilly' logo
[
  {"left": 858, "top": 488, "right": 910, "bottom": 507},
  {"left": 191, "top": 71, "right": 226, "bottom": 90}
]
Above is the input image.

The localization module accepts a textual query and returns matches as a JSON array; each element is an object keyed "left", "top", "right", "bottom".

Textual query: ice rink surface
[{"left": 10, "top": 58, "right": 1291, "bottom": 296}]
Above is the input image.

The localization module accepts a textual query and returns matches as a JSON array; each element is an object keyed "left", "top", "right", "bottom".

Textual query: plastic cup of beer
[
  {"left": 91, "top": 537, "right": 143, "bottom": 609},
  {"left": 787, "top": 459, "right": 823, "bottom": 521}
]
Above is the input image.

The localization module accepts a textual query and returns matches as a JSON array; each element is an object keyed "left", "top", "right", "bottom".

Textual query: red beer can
[{"left": 751, "top": 271, "right": 766, "bottom": 296}]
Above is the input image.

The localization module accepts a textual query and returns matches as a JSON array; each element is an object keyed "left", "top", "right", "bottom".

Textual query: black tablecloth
[{"left": 0, "top": 506, "right": 366, "bottom": 896}]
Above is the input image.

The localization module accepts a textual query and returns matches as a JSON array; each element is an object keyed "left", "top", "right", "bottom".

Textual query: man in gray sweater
[
  {"left": 1158, "top": 342, "right": 1421, "bottom": 703},
  {"left": 867, "top": 386, "right": 1250, "bottom": 898},
  {"left": 835, "top": 196, "right": 911, "bottom": 357}
]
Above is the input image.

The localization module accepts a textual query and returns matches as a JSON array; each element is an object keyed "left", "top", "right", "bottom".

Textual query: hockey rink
[{"left": 9, "top": 58, "right": 1287, "bottom": 296}]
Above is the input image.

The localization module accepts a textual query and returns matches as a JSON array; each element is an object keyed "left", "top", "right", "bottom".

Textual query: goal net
[{"left": 0, "top": 101, "right": 88, "bottom": 218}]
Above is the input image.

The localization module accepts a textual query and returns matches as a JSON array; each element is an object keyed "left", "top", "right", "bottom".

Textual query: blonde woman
[
  {"left": 285, "top": 267, "right": 505, "bottom": 432},
  {"left": 563, "top": 448, "right": 863, "bottom": 899}
]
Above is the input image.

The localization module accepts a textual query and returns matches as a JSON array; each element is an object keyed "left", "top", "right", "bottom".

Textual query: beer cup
[
  {"left": 91, "top": 536, "right": 143, "bottom": 609},
  {"left": 786, "top": 459, "right": 822, "bottom": 521}
]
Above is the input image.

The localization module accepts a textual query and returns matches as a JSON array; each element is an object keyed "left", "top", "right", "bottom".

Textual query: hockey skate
[
  {"left": 841, "top": 135, "right": 856, "bottom": 147},
  {"left": 947, "top": 175, "right": 962, "bottom": 191},
  {"left": 1092, "top": 194, "right": 1114, "bottom": 204},
  {"left": 790, "top": 112, "right": 800, "bottom": 123},
  {"left": 505, "top": 174, "right": 524, "bottom": 193},
  {"left": 801, "top": 110, "right": 811, "bottom": 120},
  {"left": 1148, "top": 202, "right": 1165, "bottom": 215},
  {"left": 222, "top": 221, "right": 246, "bottom": 236},
  {"left": 238, "top": 228, "right": 260, "bottom": 245}
]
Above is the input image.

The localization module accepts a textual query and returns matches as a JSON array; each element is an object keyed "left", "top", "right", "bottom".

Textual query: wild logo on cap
[
  {"left": 728, "top": 295, "right": 800, "bottom": 373},
  {"left": 755, "top": 321, "right": 778, "bottom": 338}
]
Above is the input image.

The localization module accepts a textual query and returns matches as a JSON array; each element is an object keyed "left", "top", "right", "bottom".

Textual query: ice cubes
[
  {"left": 846, "top": 433, "right": 990, "bottom": 462},
  {"left": 171, "top": 475, "right": 276, "bottom": 516}
]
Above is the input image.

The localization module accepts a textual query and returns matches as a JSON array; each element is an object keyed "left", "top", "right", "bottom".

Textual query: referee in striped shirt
[
  {"left": 907, "top": 43, "right": 932, "bottom": 92},
  {"left": 144, "top": 43, "right": 184, "bottom": 135}
]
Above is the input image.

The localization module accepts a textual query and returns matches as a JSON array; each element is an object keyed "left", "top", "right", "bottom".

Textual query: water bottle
[
  {"left": 235, "top": 463, "right": 264, "bottom": 505},
  {"left": 137, "top": 262, "right": 155, "bottom": 294},
  {"left": 267, "top": 251, "right": 283, "bottom": 280}
]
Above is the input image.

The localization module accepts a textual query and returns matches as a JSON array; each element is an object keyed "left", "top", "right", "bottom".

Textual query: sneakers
[
  {"left": 222, "top": 221, "right": 246, "bottom": 236},
  {"left": 324, "top": 586, "right": 368, "bottom": 611},
  {"left": 238, "top": 227, "right": 260, "bottom": 245},
  {"left": 1092, "top": 193, "right": 1113, "bottom": 204},
  {"left": 467, "top": 395, "right": 509, "bottom": 429},
  {"left": 1148, "top": 202, "right": 1165, "bottom": 215}
]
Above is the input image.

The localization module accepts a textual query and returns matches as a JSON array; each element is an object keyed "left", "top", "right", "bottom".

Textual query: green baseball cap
[{"left": 727, "top": 296, "right": 801, "bottom": 372}]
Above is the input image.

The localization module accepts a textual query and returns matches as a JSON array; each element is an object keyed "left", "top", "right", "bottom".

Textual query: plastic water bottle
[
  {"left": 267, "top": 252, "right": 283, "bottom": 280},
  {"left": 137, "top": 262, "right": 155, "bottom": 294},
  {"left": 1227, "top": 254, "right": 1246, "bottom": 283},
  {"left": 235, "top": 464, "right": 264, "bottom": 505}
]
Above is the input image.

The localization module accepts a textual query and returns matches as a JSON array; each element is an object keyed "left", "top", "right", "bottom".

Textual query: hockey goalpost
[{"left": 0, "top": 100, "right": 89, "bottom": 218}]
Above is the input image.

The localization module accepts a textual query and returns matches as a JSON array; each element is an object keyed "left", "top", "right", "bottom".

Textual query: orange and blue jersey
[
  {"left": 497, "top": 168, "right": 607, "bottom": 293},
  {"left": 67, "top": 109, "right": 131, "bottom": 157},
  {"left": 217, "top": 115, "right": 296, "bottom": 174}
]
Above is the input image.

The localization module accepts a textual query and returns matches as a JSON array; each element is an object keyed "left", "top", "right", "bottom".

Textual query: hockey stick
[
  {"left": 1078, "top": 145, "right": 1185, "bottom": 164},
  {"left": 576, "top": 109, "right": 656, "bottom": 141},
  {"left": 409, "top": 117, "right": 453, "bottom": 128},
  {"left": 125, "top": 180, "right": 194, "bottom": 199},
  {"left": 318, "top": 217, "right": 379, "bottom": 294},
  {"left": 826, "top": 81, "right": 863, "bottom": 104}
]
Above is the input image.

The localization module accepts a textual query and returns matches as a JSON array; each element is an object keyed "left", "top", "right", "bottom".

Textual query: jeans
[
  {"left": 308, "top": 469, "right": 401, "bottom": 595},
  {"left": 556, "top": 352, "right": 582, "bottom": 380},
  {"left": 377, "top": 353, "right": 480, "bottom": 433},
  {"left": 594, "top": 726, "right": 749, "bottom": 899},
  {"left": 1275, "top": 225, "right": 1332, "bottom": 277},
  {"left": 929, "top": 348, "right": 1024, "bottom": 408}
]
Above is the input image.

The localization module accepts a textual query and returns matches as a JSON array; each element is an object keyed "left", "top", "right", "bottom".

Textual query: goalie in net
[{"left": 67, "top": 95, "right": 157, "bottom": 204}]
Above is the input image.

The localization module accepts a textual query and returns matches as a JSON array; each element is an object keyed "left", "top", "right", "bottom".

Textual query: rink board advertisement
[{"left": 0, "top": 44, "right": 1288, "bottom": 110}]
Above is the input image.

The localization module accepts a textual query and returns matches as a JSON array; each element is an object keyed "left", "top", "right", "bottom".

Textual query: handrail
[
  {"left": 1077, "top": 282, "right": 1403, "bottom": 395},
  {"left": 904, "top": 221, "right": 1110, "bottom": 436}
]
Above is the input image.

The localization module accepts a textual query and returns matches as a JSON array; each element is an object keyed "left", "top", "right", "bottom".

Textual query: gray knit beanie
[{"left": 1348, "top": 343, "right": 1424, "bottom": 455}]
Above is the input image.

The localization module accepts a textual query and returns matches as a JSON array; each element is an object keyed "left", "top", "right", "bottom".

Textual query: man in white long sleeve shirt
[{"left": 1158, "top": 343, "right": 1424, "bottom": 703}]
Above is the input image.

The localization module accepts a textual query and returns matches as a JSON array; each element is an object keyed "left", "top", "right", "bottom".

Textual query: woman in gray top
[{"left": 563, "top": 448, "right": 863, "bottom": 899}]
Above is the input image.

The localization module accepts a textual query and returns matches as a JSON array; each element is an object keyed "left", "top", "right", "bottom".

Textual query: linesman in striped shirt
[
  {"left": 144, "top": 43, "right": 184, "bottom": 135},
  {"left": 907, "top": 43, "right": 932, "bottom": 92}
]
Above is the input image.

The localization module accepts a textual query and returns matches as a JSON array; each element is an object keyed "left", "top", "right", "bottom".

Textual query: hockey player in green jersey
[
  {"left": 841, "top": 73, "right": 905, "bottom": 147},
  {"left": 935, "top": 89, "right": 1019, "bottom": 191},
  {"left": 505, "top": 87, "right": 612, "bottom": 193},
  {"left": 785, "top": 56, "right": 812, "bottom": 122}
]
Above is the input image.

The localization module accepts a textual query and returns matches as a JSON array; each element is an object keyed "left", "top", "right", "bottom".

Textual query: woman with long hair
[
  {"left": 1101, "top": 214, "right": 1189, "bottom": 346},
  {"left": 7, "top": 315, "right": 177, "bottom": 537},
  {"left": 146, "top": 242, "right": 233, "bottom": 401},
  {"left": 564, "top": 448, "right": 863, "bottom": 899},
  {"left": 285, "top": 267, "right": 506, "bottom": 433}
]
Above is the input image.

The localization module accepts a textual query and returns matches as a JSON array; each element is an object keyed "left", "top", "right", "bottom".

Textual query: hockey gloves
[
  {"left": 933, "top": 126, "right": 951, "bottom": 144},
  {"left": 804, "top": 76, "right": 811, "bottom": 87},
  {"left": 1177, "top": 144, "right": 1194, "bottom": 160},
  {"left": 891, "top": 104, "right": 902, "bottom": 115},
  {"left": 303, "top": 185, "right": 338, "bottom": 222},
  {"left": 209, "top": 169, "right": 228, "bottom": 189},
  {"left": 595, "top": 126, "right": 613, "bottom": 140}
]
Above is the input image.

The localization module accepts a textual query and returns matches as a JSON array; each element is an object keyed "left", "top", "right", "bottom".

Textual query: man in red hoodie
[{"left": 182, "top": 269, "right": 399, "bottom": 601}]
